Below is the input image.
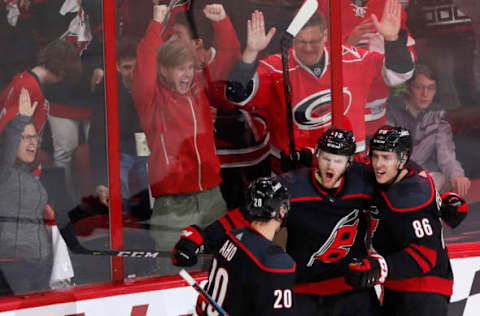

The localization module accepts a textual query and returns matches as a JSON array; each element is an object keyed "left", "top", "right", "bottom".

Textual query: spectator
[
  {"left": 89, "top": 37, "right": 150, "bottom": 218},
  {"left": 387, "top": 63, "right": 471, "bottom": 196},
  {"left": 170, "top": 6, "right": 270, "bottom": 210},
  {"left": 132, "top": 4, "right": 240, "bottom": 250},
  {"left": 453, "top": 0, "right": 480, "bottom": 100},
  {"left": 44, "top": 0, "right": 103, "bottom": 204},
  {"left": 226, "top": 0, "right": 414, "bottom": 173},
  {"left": 0, "top": 39, "right": 81, "bottom": 136},
  {"left": 317, "top": 0, "right": 416, "bottom": 138},
  {"left": 0, "top": 89, "right": 51, "bottom": 294}
]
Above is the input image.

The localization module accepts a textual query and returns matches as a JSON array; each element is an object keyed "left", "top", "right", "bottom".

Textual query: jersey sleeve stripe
[
  {"left": 404, "top": 244, "right": 436, "bottom": 273},
  {"left": 410, "top": 243, "right": 437, "bottom": 268},
  {"left": 405, "top": 247, "right": 431, "bottom": 273}
]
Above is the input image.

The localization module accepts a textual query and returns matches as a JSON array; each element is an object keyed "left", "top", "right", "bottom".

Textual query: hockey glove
[
  {"left": 280, "top": 148, "right": 313, "bottom": 172},
  {"left": 172, "top": 225, "right": 206, "bottom": 267},
  {"left": 440, "top": 192, "right": 468, "bottom": 228},
  {"left": 346, "top": 254, "right": 388, "bottom": 288}
]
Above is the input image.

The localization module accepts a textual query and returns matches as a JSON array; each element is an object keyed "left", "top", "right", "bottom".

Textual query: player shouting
[{"left": 280, "top": 127, "right": 380, "bottom": 315}]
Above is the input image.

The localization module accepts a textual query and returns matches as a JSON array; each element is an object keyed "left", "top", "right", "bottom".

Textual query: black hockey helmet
[
  {"left": 246, "top": 177, "right": 290, "bottom": 223},
  {"left": 369, "top": 125, "right": 412, "bottom": 164},
  {"left": 316, "top": 127, "right": 356, "bottom": 159}
]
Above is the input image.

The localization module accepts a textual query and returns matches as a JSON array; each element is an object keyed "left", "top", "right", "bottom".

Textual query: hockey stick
[
  {"left": 281, "top": 0, "right": 319, "bottom": 153},
  {"left": 179, "top": 269, "right": 230, "bottom": 316},
  {"left": 69, "top": 245, "right": 213, "bottom": 259}
]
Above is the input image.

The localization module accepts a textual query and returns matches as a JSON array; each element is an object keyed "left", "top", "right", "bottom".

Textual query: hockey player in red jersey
[
  {"left": 226, "top": 0, "right": 414, "bottom": 173},
  {"left": 196, "top": 177, "right": 296, "bottom": 316},
  {"left": 346, "top": 126, "right": 454, "bottom": 316}
]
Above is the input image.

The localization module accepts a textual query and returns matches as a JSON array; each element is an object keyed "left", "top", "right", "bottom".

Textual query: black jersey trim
[
  {"left": 225, "top": 230, "right": 296, "bottom": 273},
  {"left": 380, "top": 169, "right": 435, "bottom": 212}
]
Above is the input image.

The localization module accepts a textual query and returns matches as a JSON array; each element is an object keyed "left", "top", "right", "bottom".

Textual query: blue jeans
[{"left": 120, "top": 153, "right": 148, "bottom": 215}]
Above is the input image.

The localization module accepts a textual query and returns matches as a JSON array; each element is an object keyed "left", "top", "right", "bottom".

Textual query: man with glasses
[
  {"left": 387, "top": 63, "right": 471, "bottom": 197},
  {"left": 226, "top": 0, "right": 414, "bottom": 173}
]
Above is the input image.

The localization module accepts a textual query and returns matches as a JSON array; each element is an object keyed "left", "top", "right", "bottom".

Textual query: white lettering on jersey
[
  {"left": 219, "top": 240, "right": 237, "bottom": 262},
  {"left": 273, "top": 289, "right": 293, "bottom": 309}
]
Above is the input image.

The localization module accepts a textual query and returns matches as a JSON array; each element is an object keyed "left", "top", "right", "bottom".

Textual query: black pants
[
  {"left": 382, "top": 289, "right": 449, "bottom": 316},
  {"left": 295, "top": 289, "right": 381, "bottom": 316}
]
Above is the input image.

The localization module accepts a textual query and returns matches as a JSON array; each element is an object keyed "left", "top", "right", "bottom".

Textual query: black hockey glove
[
  {"left": 171, "top": 225, "right": 206, "bottom": 267},
  {"left": 280, "top": 148, "right": 313, "bottom": 172},
  {"left": 440, "top": 192, "right": 468, "bottom": 228},
  {"left": 346, "top": 254, "right": 388, "bottom": 288}
]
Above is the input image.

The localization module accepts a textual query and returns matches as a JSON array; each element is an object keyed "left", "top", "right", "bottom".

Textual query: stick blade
[
  {"left": 286, "top": 0, "right": 319, "bottom": 37},
  {"left": 179, "top": 269, "right": 196, "bottom": 286}
]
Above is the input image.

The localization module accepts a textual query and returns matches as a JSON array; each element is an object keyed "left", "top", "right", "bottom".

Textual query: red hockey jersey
[
  {"left": 318, "top": 0, "right": 416, "bottom": 136},
  {"left": 231, "top": 45, "right": 409, "bottom": 163}
]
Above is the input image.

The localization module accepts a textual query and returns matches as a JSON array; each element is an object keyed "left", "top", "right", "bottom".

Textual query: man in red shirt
[{"left": 226, "top": 0, "right": 414, "bottom": 173}]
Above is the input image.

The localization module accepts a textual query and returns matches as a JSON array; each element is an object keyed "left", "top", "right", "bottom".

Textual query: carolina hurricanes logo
[
  {"left": 293, "top": 88, "right": 352, "bottom": 130},
  {"left": 307, "top": 209, "right": 360, "bottom": 266},
  {"left": 351, "top": 0, "right": 369, "bottom": 17}
]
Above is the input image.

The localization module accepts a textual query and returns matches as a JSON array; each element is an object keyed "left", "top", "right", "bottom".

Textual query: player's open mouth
[{"left": 325, "top": 172, "right": 334, "bottom": 180}]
